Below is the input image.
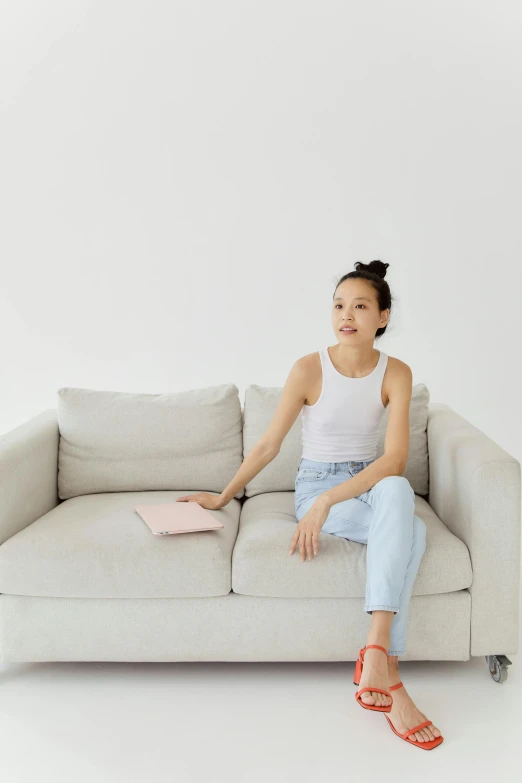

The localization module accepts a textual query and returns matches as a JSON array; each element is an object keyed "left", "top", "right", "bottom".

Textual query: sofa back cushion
[
  {"left": 242, "top": 383, "right": 430, "bottom": 497},
  {"left": 57, "top": 384, "right": 244, "bottom": 500}
]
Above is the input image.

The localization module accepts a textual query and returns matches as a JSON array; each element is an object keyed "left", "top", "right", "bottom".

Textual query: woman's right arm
[
  {"left": 177, "top": 358, "right": 309, "bottom": 509},
  {"left": 218, "top": 357, "right": 309, "bottom": 506}
]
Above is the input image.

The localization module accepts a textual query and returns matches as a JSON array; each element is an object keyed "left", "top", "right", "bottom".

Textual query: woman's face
[{"left": 332, "top": 280, "right": 388, "bottom": 342}]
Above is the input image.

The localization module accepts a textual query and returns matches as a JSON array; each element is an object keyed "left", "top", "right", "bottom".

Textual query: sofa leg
[{"left": 485, "top": 654, "right": 512, "bottom": 683}]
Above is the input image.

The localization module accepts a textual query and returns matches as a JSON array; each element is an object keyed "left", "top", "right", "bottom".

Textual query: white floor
[{"left": 1, "top": 611, "right": 520, "bottom": 782}]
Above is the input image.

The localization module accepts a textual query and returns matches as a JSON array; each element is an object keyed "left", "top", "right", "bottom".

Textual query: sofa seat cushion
[
  {"left": 0, "top": 492, "right": 240, "bottom": 598},
  {"left": 232, "top": 492, "right": 472, "bottom": 598}
]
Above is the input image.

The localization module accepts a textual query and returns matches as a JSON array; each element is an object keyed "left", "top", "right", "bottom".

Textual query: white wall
[{"left": 1, "top": 0, "right": 521, "bottom": 464}]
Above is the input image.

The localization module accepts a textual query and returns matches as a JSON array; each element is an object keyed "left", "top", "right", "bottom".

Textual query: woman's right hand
[{"left": 175, "top": 492, "right": 225, "bottom": 510}]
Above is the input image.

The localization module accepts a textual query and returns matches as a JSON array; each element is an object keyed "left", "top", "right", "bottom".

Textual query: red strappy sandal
[
  {"left": 384, "top": 682, "right": 444, "bottom": 749},
  {"left": 353, "top": 644, "right": 393, "bottom": 713}
]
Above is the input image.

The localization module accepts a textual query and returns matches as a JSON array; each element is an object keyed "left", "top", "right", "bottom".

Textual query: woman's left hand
[{"left": 289, "top": 498, "right": 331, "bottom": 561}]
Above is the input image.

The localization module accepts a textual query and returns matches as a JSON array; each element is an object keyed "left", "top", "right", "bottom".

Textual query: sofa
[{"left": 0, "top": 382, "right": 520, "bottom": 683}]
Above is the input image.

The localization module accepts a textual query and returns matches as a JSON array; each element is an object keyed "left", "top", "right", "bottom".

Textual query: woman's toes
[
  {"left": 418, "top": 725, "right": 437, "bottom": 742},
  {"left": 363, "top": 690, "right": 390, "bottom": 707}
]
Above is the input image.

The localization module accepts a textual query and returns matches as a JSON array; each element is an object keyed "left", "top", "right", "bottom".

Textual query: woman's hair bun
[{"left": 354, "top": 259, "right": 389, "bottom": 279}]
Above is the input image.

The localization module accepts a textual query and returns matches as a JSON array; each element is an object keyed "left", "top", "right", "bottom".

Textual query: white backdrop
[{"left": 1, "top": 0, "right": 521, "bottom": 466}]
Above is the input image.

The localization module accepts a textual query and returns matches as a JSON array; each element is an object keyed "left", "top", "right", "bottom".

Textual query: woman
[{"left": 178, "top": 260, "right": 443, "bottom": 750}]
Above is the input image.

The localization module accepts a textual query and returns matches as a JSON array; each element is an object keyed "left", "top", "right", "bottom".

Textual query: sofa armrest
[
  {"left": 427, "top": 403, "right": 521, "bottom": 656},
  {"left": 0, "top": 410, "right": 59, "bottom": 546}
]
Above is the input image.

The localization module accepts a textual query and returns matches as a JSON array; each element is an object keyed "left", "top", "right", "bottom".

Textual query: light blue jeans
[{"left": 294, "top": 457, "right": 427, "bottom": 656}]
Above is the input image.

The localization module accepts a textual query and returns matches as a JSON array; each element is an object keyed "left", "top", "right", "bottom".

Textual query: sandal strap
[
  {"left": 389, "top": 681, "right": 403, "bottom": 691},
  {"left": 356, "top": 687, "right": 392, "bottom": 698},
  {"left": 360, "top": 644, "right": 389, "bottom": 659},
  {"left": 403, "top": 719, "right": 432, "bottom": 738}
]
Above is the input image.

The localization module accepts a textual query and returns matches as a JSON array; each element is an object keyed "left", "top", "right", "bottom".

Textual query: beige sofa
[{"left": 0, "top": 383, "right": 519, "bottom": 683}]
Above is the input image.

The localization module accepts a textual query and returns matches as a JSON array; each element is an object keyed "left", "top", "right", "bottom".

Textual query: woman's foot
[
  {"left": 387, "top": 667, "right": 442, "bottom": 743},
  {"left": 357, "top": 644, "right": 392, "bottom": 709}
]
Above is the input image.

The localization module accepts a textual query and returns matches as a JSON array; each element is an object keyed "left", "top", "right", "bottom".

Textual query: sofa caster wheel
[{"left": 485, "top": 654, "right": 511, "bottom": 683}]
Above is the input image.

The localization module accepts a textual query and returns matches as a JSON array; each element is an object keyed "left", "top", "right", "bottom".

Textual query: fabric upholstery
[
  {"left": 0, "top": 490, "right": 240, "bottom": 598},
  {"left": 427, "top": 403, "right": 521, "bottom": 656},
  {"left": 0, "top": 410, "right": 59, "bottom": 547},
  {"left": 0, "top": 591, "right": 471, "bottom": 663},
  {"left": 57, "top": 384, "right": 245, "bottom": 500},
  {"left": 0, "top": 484, "right": 471, "bottom": 602},
  {"left": 232, "top": 490, "right": 472, "bottom": 598}
]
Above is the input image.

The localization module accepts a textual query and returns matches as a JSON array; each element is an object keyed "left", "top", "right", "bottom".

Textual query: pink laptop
[{"left": 134, "top": 501, "right": 224, "bottom": 536}]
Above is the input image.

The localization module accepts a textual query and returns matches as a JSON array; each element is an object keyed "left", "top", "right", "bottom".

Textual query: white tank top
[{"left": 301, "top": 346, "right": 388, "bottom": 462}]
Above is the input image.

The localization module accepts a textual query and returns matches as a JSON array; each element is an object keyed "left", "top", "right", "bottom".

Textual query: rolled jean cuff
[
  {"left": 364, "top": 604, "right": 400, "bottom": 614},
  {"left": 387, "top": 649, "right": 405, "bottom": 656}
]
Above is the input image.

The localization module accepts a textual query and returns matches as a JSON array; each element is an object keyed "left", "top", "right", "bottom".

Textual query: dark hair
[{"left": 333, "top": 260, "right": 393, "bottom": 339}]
